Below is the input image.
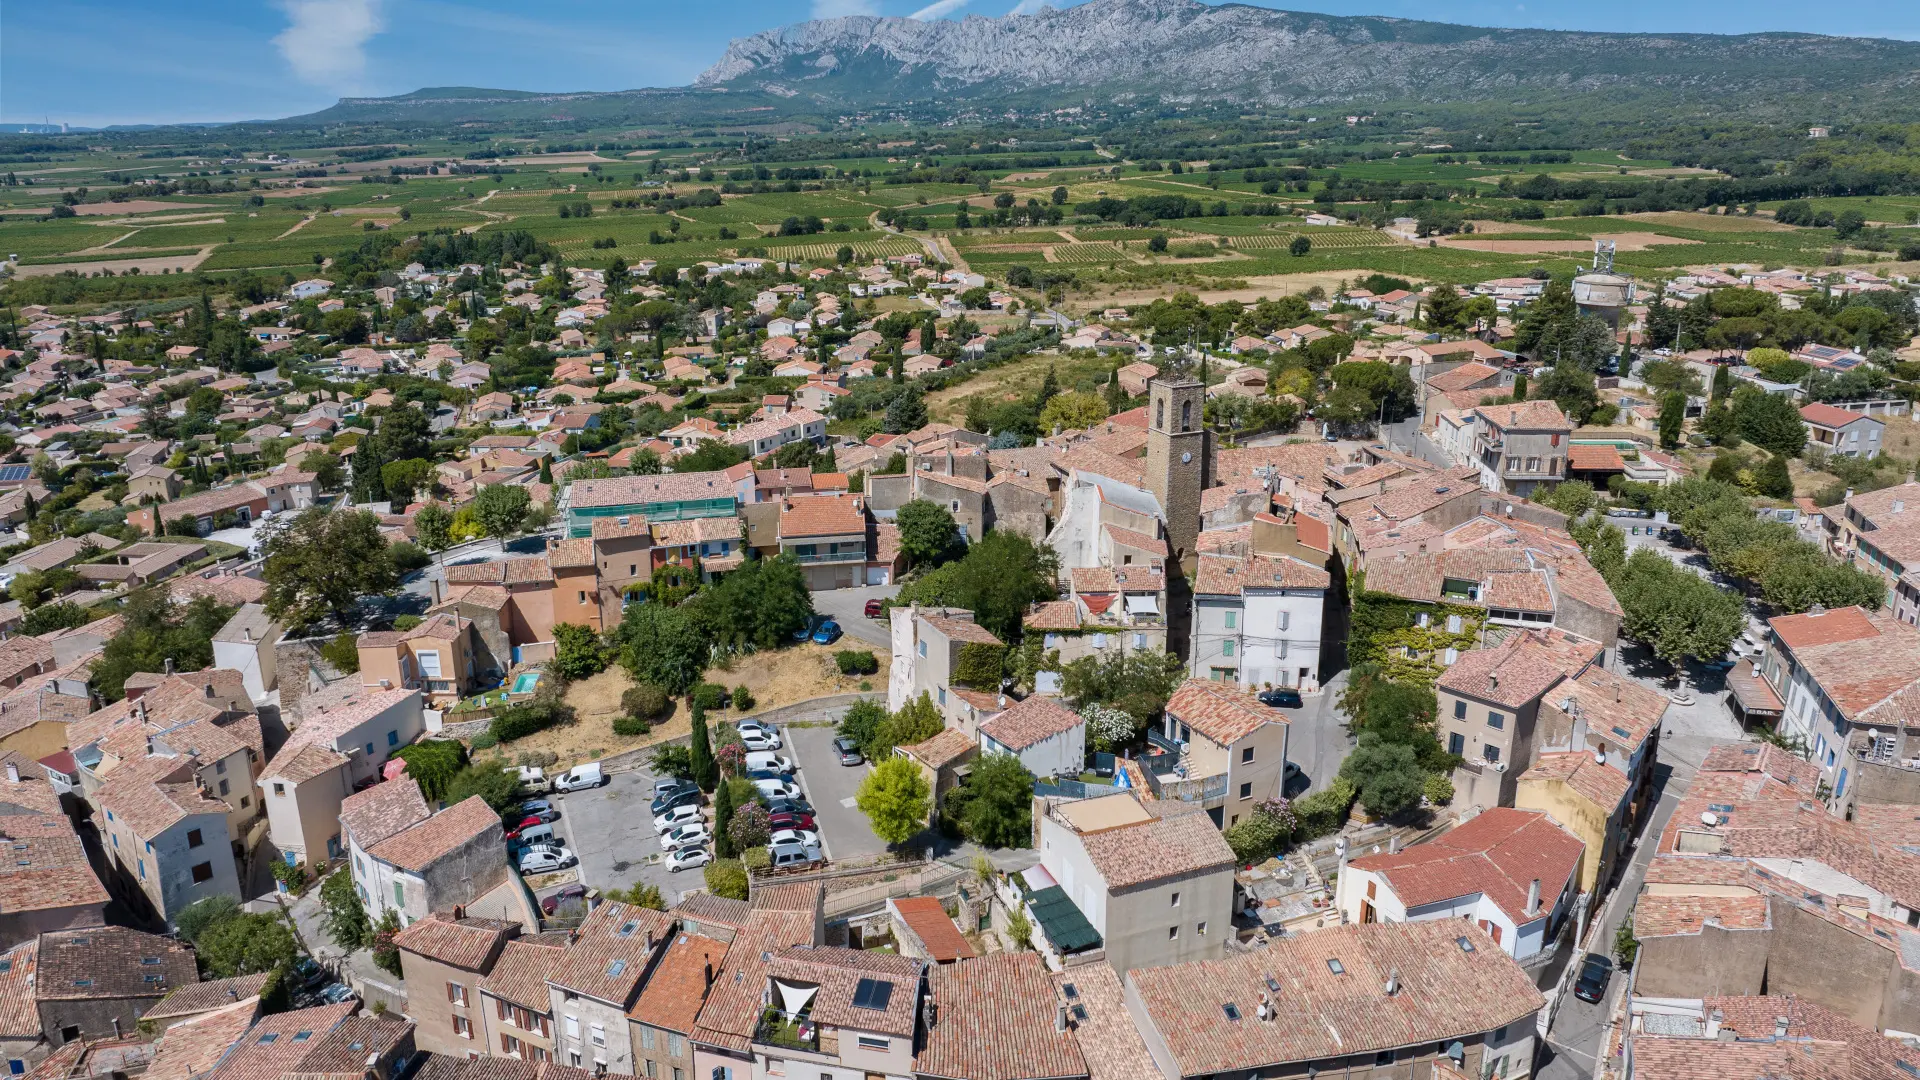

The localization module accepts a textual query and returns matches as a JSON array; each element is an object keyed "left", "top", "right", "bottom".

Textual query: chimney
[
  {"left": 4, "top": 762, "right": 17, "bottom": 784},
  {"left": 1055, "top": 1004, "right": 1069, "bottom": 1033},
  {"left": 1388, "top": 835, "right": 1400, "bottom": 855},
  {"left": 1488, "top": 672, "right": 1499, "bottom": 691},
  {"left": 1384, "top": 969, "right": 1400, "bottom": 996},
  {"left": 431, "top": 576, "right": 443, "bottom": 606},
  {"left": 204, "top": 682, "right": 215, "bottom": 698},
  {"left": 243, "top": 626, "right": 253, "bottom": 643},
  {"left": 452, "top": 905, "right": 465, "bottom": 920},
  {"left": 164, "top": 657, "right": 175, "bottom": 676},
  {"left": 1526, "top": 878, "right": 1541, "bottom": 916},
  {"left": 705, "top": 963, "right": 715, "bottom": 988},
  {"left": 1774, "top": 1016, "right": 1790, "bottom": 1038},
  {"left": 1614, "top": 682, "right": 1622, "bottom": 703}
]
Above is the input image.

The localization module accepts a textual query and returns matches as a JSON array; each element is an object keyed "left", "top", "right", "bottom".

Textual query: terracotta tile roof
[
  {"left": 902, "top": 728, "right": 978, "bottom": 772},
  {"left": 1697, "top": 743, "right": 1820, "bottom": 797},
  {"left": 1165, "top": 679, "right": 1283, "bottom": 746},
  {"left": 750, "top": 881, "right": 823, "bottom": 912},
  {"left": 590, "top": 517, "right": 651, "bottom": 540},
  {"left": 1566, "top": 444, "right": 1626, "bottom": 472},
  {"left": 1349, "top": 807, "right": 1584, "bottom": 921},
  {"left": 1075, "top": 798, "right": 1236, "bottom": 890},
  {"left": 1800, "top": 402, "right": 1873, "bottom": 429},
  {"left": 1102, "top": 524, "right": 1166, "bottom": 558},
  {"left": 96, "top": 778, "right": 229, "bottom": 839},
  {"left": 1634, "top": 893, "right": 1772, "bottom": 938},
  {"left": 0, "top": 940, "right": 37, "bottom": 1038},
  {"left": 891, "top": 897, "right": 976, "bottom": 965},
  {"left": 1701, "top": 995, "right": 1920, "bottom": 1080},
  {"left": 568, "top": 471, "right": 740, "bottom": 510},
  {"left": 1054, "top": 964, "right": 1157, "bottom": 1080},
  {"left": 1024, "top": 601, "right": 1082, "bottom": 631},
  {"left": 414, "top": 1055, "right": 541, "bottom": 1080},
  {"left": 1436, "top": 628, "right": 1601, "bottom": 710},
  {"left": 394, "top": 912, "right": 518, "bottom": 971},
  {"left": 1069, "top": 568, "right": 1117, "bottom": 594},
  {"left": 262, "top": 744, "right": 349, "bottom": 785},
  {"left": 367, "top": 795, "right": 499, "bottom": 872},
  {"left": 479, "top": 938, "right": 565, "bottom": 1012},
  {"left": 982, "top": 696, "right": 1083, "bottom": 752},
  {"left": 36, "top": 925, "right": 197, "bottom": 999},
  {"left": 1192, "top": 553, "right": 1329, "bottom": 597},
  {"left": 918, "top": 955, "right": 1078, "bottom": 1080},
  {"left": 673, "top": 892, "right": 752, "bottom": 931},
  {"left": 921, "top": 613, "right": 1003, "bottom": 647},
  {"left": 1765, "top": 608, "right": 1920, "bottom": 725},
  {"left": 1475, "top": 400, "right": 1571, "bottom": 432},
  {"left": 774, "top": 493, "right": 867, "bottom": 540},
  {"left": 546, "top": 538, "right": 596, "bottom": 568},
  {"left": 1130, "top": 919, "right": 1543, "bottom": 1075},
  {"left": 282, "top": 1013, "right": 412, "bottom": 1078},
  {"left": 691, "top": 908, "right": 819, "bottom": 1052},
  {"left": 1770, "top": 606, "right": 1881, "bottom": 650},
  {"left": 145, "top": 997, "right": 263, "bottom": 1080},
  {"left": 767, "top": 945, "right": 923, "bottom": 1037},
  {"left": 547, "top": 901, "right": 674, "bottom": 1005},
  {"left": 204, "top": 1003, "right": 358, "bottom": 1080},
  {"left": 339, "top": 776, "right": 430, "bottom": 850},
  {"left": 651, "top": 516, "right": 743, "bottom": 547},
  {"left": 1424, "top": 363, "right": 1503, "bottom": 393},
  {"left": 1657, "top": 792, "right": 1920, "bottom": 911},
  {"left": 628, "top": 931, "right": 728, "bottom": 1034},
  {"left": 147, "top": 973, "right": 274, "bottom": 1021},
  {"left": 1519, "top": 752, "right": 1629, "bottom": 812},
  {"left": 1546, "top": 665, "right": 1667, "bottom": 754},
  {"left": 0, "top": 803, "right": 107, "bottom": 919},
  {"left": 1481, "top": 570, "right": 1555, "bottom": 612}
]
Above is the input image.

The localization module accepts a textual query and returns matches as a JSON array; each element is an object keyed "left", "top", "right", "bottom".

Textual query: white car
[
  {"left": 738, "top": 720, "right": 781, "bottom": 739},
  {"left": 665, "top": 846, "right": 712, "bottom": 873},
  {"left": 739, "top": 729, "right": 783, "bottom": 752},
  {"left": 753, "top": 778, "right": 802, "bottom": 801},
  {"left": 768, "top": 827, "right": 819, "bottom": 849},
  {"left": 518, "top": 846, "right": 576, "bottom": 874},
  {"left": 744, "top": 751, "right": 794, "bottom": 774},
  {"left": 653, "top": 805, "right": 703, "bottom": 834},
  {"left": 661, "top": 822, "right": 709, "bottom": 851},
  {"left": 553, "top": 763, "right": 605, "bottom": 792}
]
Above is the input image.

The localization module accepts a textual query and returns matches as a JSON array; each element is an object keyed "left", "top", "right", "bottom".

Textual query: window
[
  {"left": 918, "top": 641, "right": 926, "bottom": 657},
  {"left": 447, "top": 982, "right": 467, "bottom": 1006},
  {"left": 1168, "top": 925, "right": 1179, "bottom": 940},
  {"left": 1241, "top": 747, "right": 1255, "bottom": 764},
  {"left": 394, "top": 881, "right": 405, "bottom": 907},
  {"left": 646, "top": 1063, "right": 658, "bottom": 1079},
  {"left": 1483, "top": 745, "right": 1501, "bottom": 763},
  {"left": 1453, "top": 700, "right": 1466, "bottom": 719},
  {"left": 273, "top": 783, "right": 286, "bottom": 797},
  {"left": 1171, "top": 892, "right": 1180, "bottom": 907},
  {"left": 453, "top": 1017, "right": 472, "bottom": 1039},
  {"left": 1375, "top": 1051, "right": 1395, "bottom": 1067},
  {"left": 1525, "top": 457, "right": 1540, "bottom": 473},
  {"left": 1224, "top": 611, "right": 1237, "bottom": 629},
  {"left": 1197, "top": 921, "right": 1208, "bottom": 935},
  {"left": 1487, "top": 712, "right": 1504, "bottom": 730},
  {"left": 215, "top": 760, "right": 226, "bottom": 775},
  {"left": 669, "top": 1035, "right": 684, "bottom": 1058},
  {"left": 182, "top": 827, "right": 201, "bottom": 846},
  {"left": 217, "top": 779, "right": 229, "bottom": 796},
  {"left": 191, "top": 862, "right": 213, "bottom": 883},
  {"left": 1449, "top": 733, "right": 1465, "bottom": 756},
  {"left": 857, "top": 1037, "right": 890, "bottom": 1051},
  {"left": 564, "top": 1017, "right": 580, "bottom": 1040},
  {"left": 578, "top": 591, "right": 587, "bottom": 604},
  {"left": 938, "top": 688, "right": 946, "bottom": 705},
  {"left": 1134, "top": 633, "right": 1146, "bottom": 649},
  {"left": 1278, "top": 610, "right": 1290, "bottom": 631},
  {"left": 417, "top": 651, "right": 442, "bottom": 678},
  {"left": 388, "top": 731, "right": 399, "bottom": 747},
  {"left": 111, "top": 835, "right": 117, "bottom": 849},
  {"left": 641, "top": 1029, "right": 655, "bottom": 1051},
  {"left": 502, "top": 1035, "right": 522, "bottom": 1057},
  {"left": 1240, "top": 782, "right": 1253, "bottom": 799},
  {"left": 1223, "top": 641, "right": 1235, "bottom": 658},
  {"left": 590, "top": 1024, "right": 605, "bottom": 1048},
  {"left": 138, "top": 860, "right": 145, "bottom": 880},
  {"left": 569, "top": 1054, "right": 582, "bottom": 1068},
  {"left": 240, "top": 797, "right": 250, "bottom": 808}
]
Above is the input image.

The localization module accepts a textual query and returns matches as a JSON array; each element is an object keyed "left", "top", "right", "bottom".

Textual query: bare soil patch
[
  {"left": 1461, "top": 220, "right": 1560, "bottom": 235},
  {"left": 1436, "top": 232, "right": 1699, "bottom": 253},
  {"left": 73, "top": 200, "right": 220, "bottom": 216},
  {"left": 1626, "top": 211, "right": 1798, "bottom": 233},
  {"left": 12, "top": 247, "right": 214, "bottom": 277}
]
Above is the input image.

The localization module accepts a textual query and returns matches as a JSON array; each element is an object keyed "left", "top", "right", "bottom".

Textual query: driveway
[
  {"left": 549, "top": 765, "right": 702, "bottom": 904},
  {"left": 785, "top": 724, "right": 888, "bottom": 861},
  {"left": 809, "top": 584, "right": 899, "bottom": 649}
]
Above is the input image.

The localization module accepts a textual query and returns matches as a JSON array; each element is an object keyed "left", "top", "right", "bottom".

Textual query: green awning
[{"left": 1026, "top": 885, "right": 1102, "bottom": 953}]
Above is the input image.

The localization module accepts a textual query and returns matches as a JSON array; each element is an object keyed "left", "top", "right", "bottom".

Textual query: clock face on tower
[{"left": 1182, "top": 452, "right": 1192, "bottom": 464}]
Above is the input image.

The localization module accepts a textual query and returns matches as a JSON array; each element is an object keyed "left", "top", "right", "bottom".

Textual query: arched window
[
  {"left": 1155, "top": 399, "right": 1165, "bottom": 430},
  {"left": 1180, "top": 399, "right": 1192, "bottom": 431}
]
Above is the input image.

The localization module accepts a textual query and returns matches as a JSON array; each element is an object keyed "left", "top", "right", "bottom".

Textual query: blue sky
[{"left": 6, "top": 0, "right": 1920, "bottom": 128}]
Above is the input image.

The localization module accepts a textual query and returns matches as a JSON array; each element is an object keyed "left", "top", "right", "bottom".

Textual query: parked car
[
  {"left": 746, "top": 769, "right": 791, "bottom": 784},
  {"left": 665, "top": 846, "right": 712, "bottom": 872},
  {"left": 654, "top": 804, "right": 703, "bottom": 833},
  {"left": 811, "top": 620, "right": 843, "bottom": 645},
  {"left": 767, "top": 810, "right": 816, "bottom": 832},
  {"left": 754, "top": 778, "right": 803, "bottom": 801},
  {"left": 504, "top": 765, "right": 549, "bottom": 794},
  {"left": 1573, "top": 953, "right": 1613, "bottom": 1004},
  {"left": 864, "top": 598, "right": 885, "bottom": 618},
  {"left": 738, "top": 720, "right": 781, "bottom": 739},
  {"left": 793, "top": 615, "right": 825, "bottom": 642},
  {"left": 519, "top": 799, "right": 560, "bottom": 823},
  {"left": 834, "top": 737, "right": 864, "bottom": 766},
  {"left": 292, "top": 957, "right": 327, "bottom": 989},
  {"left": 505, "top": 815, "right": 549, "bottom": 839},
  {"left": 518, "top": 846, "right": 577, "bottom": 874},
  {"left": 652, "top": 777, "right": 689, "bottom": 799},
  {"left": 650, "top": 785, "right": 701, "bottom": 817},
  {"left": 744, "top": 751, "right": 795, "bottom": 774},
  {"left": 768, "top": 841, "right": 823, "bottom": 869},
  {"left": 541, "top": 884, "right": 587, "bottom": 914},
  {"left": 553, "top": 763, "right": 606, "bottom": 792},
  {"left": 767, "top": 796, "right": 814, "bottom": 817},
  {"left": 661, "top": 822, "right": 710, "bottom": 851},
  {"left": 1258, "top": 688, "right": 1304, "bottom": 709},
  {"left": 318, "top": 984, "right": 357, "bottom": 1005},
  {"left": 740, "top": 729, "right": 783, "bottom": 753},
  {"left": 768, "top": 827, "right": 820, "bottom": 849},
  {"left": 513, "top": 823, "right": 556, "bottom": 847}
]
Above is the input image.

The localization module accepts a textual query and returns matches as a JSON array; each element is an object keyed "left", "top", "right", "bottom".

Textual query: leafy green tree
[
  {"left": 1224, "top": 812, "right": 1286, "bottom": 863},
  {"left": 1733, "top": 387, "right": 1809, "bottom": 457},
  {"left": 884, "top": 389, "right": 929, "bottom": 434},
  {"left": 618, "top": 602, "right": 708, "bottom": 695},
  {"left": 391, "top": 740, "right": 467, "bottom": 802},
  {"left": 260, "top": 507, "right": 398, "bottom": 630},
  {"left": 551, "top": 623, "right": 607, "bottom": 680},
  {"left": 472, "top": 484, "right": 532, "bottom": 540},
  {"left": 713, "top": 777, "right": 737, "bottom": 858},
  {"left": 413, "top": 502, "right": 453, "bottom": 556},
  {"left": 948, "top": 530, "right": 1058, "bottom": 643},
  {"left": 876, "top": 692, "right": 945, "bottom": 756},
  {"left": 695, "top": 555, "right": 813, "bottom": 651},
  {"left": 856, "top": 756, "right": 932, "bottom": 845},
  {"left": 1339, "top": 736, "right": 1426, "bottom": 817},
  {"left": 1425, "top": 283, "right": 1465, "bottom": 331},
  {"left": 197, "top": 911, "right": 299, "bottom": 978},
  {"left": 896, "top": 500, "right": 960, "bottom": 566},
  {"left": 1530, "top": 365, "right": 1598, "bottom": 424},
  {"left": 959, "top": 753, "right": 1035, "bottom": 849},
  {"left": 380, "top": 458, "right": 434, "bottom": 507},
  {"left": 705, "top": 859, "right": 749, "bottom": 900},
  {"left": 1755, "top": 454, "right": 1793, "bottom": 499},
  {"left": 838, "top": 700, "right": 889, "bottom": 758},
  {"left": 352, "top": 405, "right": 431, "bottom": 503},
  {"left": 92, "top": 590, "right": 235, "bottom": 702},
  {"left": 1612, "top": 549, "right": 1745, "bottom": 667},
  {"left": 319, "top": 870, "right": 372, "bottom": 949},
  {"left": 1289, "top": 235, "right": 1312, "bottom": 257},
  {"left": 176, "top": 896, "right": 241, "bottom": 944},
  {"left": 675, "top": 440, "right": 749, "bottom": 473},
  {"left": 447, "top": 765, "right": 521, "bottom": 816}
]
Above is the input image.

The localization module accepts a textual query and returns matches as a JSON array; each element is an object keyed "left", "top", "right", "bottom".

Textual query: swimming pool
[{"left": 512, "top": 672, "right": 541, "bottom": 694}]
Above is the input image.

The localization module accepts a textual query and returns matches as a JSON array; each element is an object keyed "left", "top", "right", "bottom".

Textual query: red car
[
  {"left": 504, "top": 816, "right": 545, "bottom": 839},
  {"left": 767, "top": 810, "right": 816, "bottom": 832},
  {"left": 864, "top": 598, "right": 885, "bottom": 618}
]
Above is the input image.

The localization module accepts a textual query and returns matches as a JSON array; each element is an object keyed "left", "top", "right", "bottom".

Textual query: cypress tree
[
  {"left": 689, "top": 699, "right": 717, "bottom": 792},
  {"left": 713, "top": 778, "right": 736, "bottom": 858}
]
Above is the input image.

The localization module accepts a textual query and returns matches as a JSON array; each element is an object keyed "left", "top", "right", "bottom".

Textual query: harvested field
[
  {"left": 1437, "top": 232, "right": 1699, "bottom": 253},
  {"left": 1625, "top": 212, "right": 1799, "bottom": 233},
  {"left": 12, "top": 246, "right": 214, "bottom": 276}
]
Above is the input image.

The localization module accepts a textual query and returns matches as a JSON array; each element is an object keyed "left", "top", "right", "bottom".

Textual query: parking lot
[
  {"left": 538, "top": 713, "right": 888, "bottom": 907},
  {"left": 808, "top": 584, "right": 898, "bottom": 649}
]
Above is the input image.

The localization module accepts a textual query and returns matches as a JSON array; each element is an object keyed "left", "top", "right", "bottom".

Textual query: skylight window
[
  {"left": 293, "top": 1033, "right": 312, "bottom": 1042},
  {"left": 1456, "top": 937, "right": 1475, "bottom": 953},
  {"left": 607, "top": 959, "right": 627, "bottom": 978},
  {"left": 1222, "top": 1003, "right": 1241, "bottom": 1021},
  {"left": 1062, "top": 983, "right": 1078, "bottom": 1001},
  {"left": 618, "top": 921, "right": 640, "bottom": 938},
  {"left": 258, "top": 1034, "right": 278, "bottom": 1045},
  {"left": 1326, "top": 959, "right": 1345, "bottom": 975},
  {"left": 1265, "top": 976, "right": 1282, "bottom": 993}
]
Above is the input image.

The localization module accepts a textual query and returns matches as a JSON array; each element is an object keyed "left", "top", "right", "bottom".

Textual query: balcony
[
  {"left": 1148, "top": 770, "right": 1229, "bottom": 805},
  {"left": 784, "top": 545, "right": 867, "bottom": 564},
  {"left": 754, "top": 1009, "right": 821, "bottom": 1053}
]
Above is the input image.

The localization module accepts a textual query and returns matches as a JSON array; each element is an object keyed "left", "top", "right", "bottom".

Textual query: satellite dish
[{"left": 1700, "top": 811, "right": 1721, "bottom": 827}]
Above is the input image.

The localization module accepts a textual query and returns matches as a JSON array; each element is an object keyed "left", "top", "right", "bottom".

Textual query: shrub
[
  {"left": 836, "top": 649, "right": 880, "bottom": 676},
  {"left": 728, "top": 801, "right": 771, "bottom": 850},
  {"left": 691, "top": 683, "right": 731, "bottom": 711},
  {"left": 705, "top": 858, "right": 749, "bottom": 900},
  {"left": 1223, "top": 814, "right": 1285, "bottom": 864},
  {"left": 613, "top": 715, "right": 652, "bottom": 737},
  {"left": 1423, "top": 772, "right": 1455, "bottom": 805},
  {"left": 1293, "top": 777, "right": 1357, "bottom": 839},
  {"left": 392, "top": 614, "right": 423, "bottom": 631},
  {"left": 389, "top": 541, "right": 431, "bottom": 572},
  {"left": 622, "top": 682, "right": 668, "bottom": 719},
  {"left": 742, "top": 847, "right": 772, "bottom": 871},
  {"left": 319, "top": 631, "right": 360, "bottom": 674},
  {"left": 731, "top": 686, "right": 756, "bottom": 711},
  {"left": 470, "top": 732, "right": 498, "bottom": 750},
  {"left": 489, "top": 691, "right": 574, "bottom": 743}
]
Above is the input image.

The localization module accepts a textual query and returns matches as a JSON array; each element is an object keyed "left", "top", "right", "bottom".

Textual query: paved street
[
  {"left": 785, "top": 724, "right": 888, "bottom": 860},
  {"left": 1283, "top": 669, "right": 1355, "bottom": 798},
  {"left": 808, "top": 584, "right": 899, "bottom": 649}
]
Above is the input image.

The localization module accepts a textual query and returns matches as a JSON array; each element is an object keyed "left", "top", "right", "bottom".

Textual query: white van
[
  {"left": 744, "top": 751, "right": 794, "bottom": 775},
  {"left": 554, "top": 763, "right": 605, "bottom": 792},
  {"left": 505, "top": 766, "right": 548, "bottom": 794}
]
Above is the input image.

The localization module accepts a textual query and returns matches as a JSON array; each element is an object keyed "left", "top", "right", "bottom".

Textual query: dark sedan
[
  {"left": 1258, "top": 688, "right": 1304, "bottom": 709},
  {"left": 1573, "top": 953, "right": 1613, "bottom": 1004}
]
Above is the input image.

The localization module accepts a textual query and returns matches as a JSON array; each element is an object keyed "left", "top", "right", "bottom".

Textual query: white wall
[
  {"left": 1037, "top": 814, "right": 1109, "bottom": 937},
  {"left": 212, "top": 637, "right": 278, "bottom": 703},
  {"left": 1240, "top": 588, "right": 1324, "bottom": 692},
  {"left": 986, "top": 724, "right": 1086, "bottom": 782}
]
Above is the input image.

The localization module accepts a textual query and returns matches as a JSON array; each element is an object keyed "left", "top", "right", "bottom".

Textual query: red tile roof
[
  {"left": 1165, "top": 679, "right": 1283, "bottom": 746},
  {"left": 1800, "top": 402, "right": 1873, "bottom": 429},
  {"left": 890, "top": 897, "right": 975, "bottom": 964},
  {"left": 628, "top": 931, "right": 729, "bottom": 1035},
  {"left": 981, "top": 696, "right": 1083, "bottom": 752},
  {"left": 1349, "top": 807, "right": 1585, "bottom": 921},
  {"left": 917, "top": 954, "right": 1080, "bottom": 1080}
]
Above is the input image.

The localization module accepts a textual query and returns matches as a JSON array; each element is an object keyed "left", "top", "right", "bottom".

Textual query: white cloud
[
  {"left": 910, "top": 0, "right": 968, "bottom": 18},
  {"left": 813, "top": 0, "right": 880, "bottom": 16},
  {"left": 1009, "top": 0, "right": 1050, "bottom": 12},
  {"left": 273, "top": 0, "right": 385, "bottom": 90}
]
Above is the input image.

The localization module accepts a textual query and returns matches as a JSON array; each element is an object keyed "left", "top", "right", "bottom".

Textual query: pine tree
[
  {"left": 1035, "top": 365, "right": 1060, "bottom": 410},
  {"left": 1512, "top": 373, "right": 1528, "bottom": 401},
  {"left": 689, "top": 699, "right": 717, "bottom": 792}
]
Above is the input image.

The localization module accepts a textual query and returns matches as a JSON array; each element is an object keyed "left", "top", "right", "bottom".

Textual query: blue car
[{"left": 811, "top": 619, "right": 843, "bottom": 645}]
